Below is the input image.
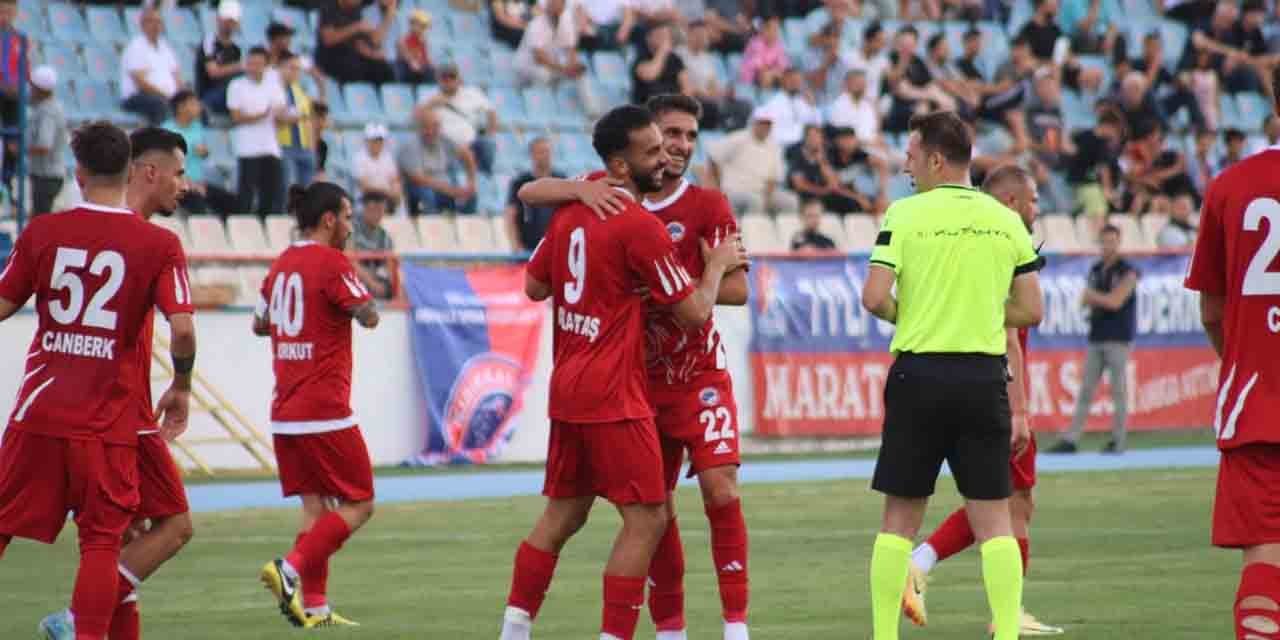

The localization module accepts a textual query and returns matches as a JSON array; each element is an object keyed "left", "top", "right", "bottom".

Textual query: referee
[{"left": 860, "top": 111, "right": 1044, "bottom": 640}]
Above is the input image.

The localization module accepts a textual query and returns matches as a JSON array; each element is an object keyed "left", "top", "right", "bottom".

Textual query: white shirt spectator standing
[
  {"left": 27, "top": 66, "right": 67, "bottom": 216},
  {"left": 760, "top": 68, "right": 823, "bottom": 147},
  {"left": 353, "top": 123, "right": 403, "bottom": 206},
  {"left": 420, "top": 63, "right": 499, "bottom": 174},
  {"left": 227, "top": 47, "right": 288, "bottom": 219},
  {"left": 121, "top": 7, "right": 184, "bottom": 125},
  {"left": 514, "top": 0, "right": 599, "bottom": 116},
  {"left": 706, "top": 106, "right": 800, "bottom": 215}
]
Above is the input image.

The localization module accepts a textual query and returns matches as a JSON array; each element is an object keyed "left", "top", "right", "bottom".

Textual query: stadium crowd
[{"left": 3, "top": 0, "right": 1279, "bottom": 256}]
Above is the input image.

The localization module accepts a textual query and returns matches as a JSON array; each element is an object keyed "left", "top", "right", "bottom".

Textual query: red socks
[
  {"left": 507, "top": 541, "right": 559, "bottom": 618},
  {"left": 602, "top": 574, "right": 646, "bottom": 639},
  {"left": 647, "top": 517, "right": 686, "bottom": 631},
  {"left": 1017, "top": 537, "right": 1030, "bottom": 576},
  {"left": 1235, "top": 562, "right": 1280, "bottom": 640},
  {"left": 107, "top": 570, "right": 139, "bottom": 640},
  {"left": 927, "top": 508, "right": 976, "bottom": 563},
  {"left": 285, "top": 512, "right": 351, "bottom": 580},
  {"left": 71, "top": 542, "right": 120, "bottom": 639},
  {"left": 295, "top": 532, "right": 331, "bottom": 610},
  {"left": 707, "top": 499, "right": 749, "bottom": 623}
]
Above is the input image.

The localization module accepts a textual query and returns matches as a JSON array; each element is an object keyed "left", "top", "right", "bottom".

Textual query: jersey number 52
[
  {"left": 1243, "top": 199, "right": 1280, "bottom": 296},
  {"left": 48, "top": 247, "right": 127, "bottom": 330}
]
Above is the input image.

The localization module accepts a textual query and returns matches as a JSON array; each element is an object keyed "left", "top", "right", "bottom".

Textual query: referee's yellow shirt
[{"left": 869, "top": 184, "right": 1041, "bottom": 356}]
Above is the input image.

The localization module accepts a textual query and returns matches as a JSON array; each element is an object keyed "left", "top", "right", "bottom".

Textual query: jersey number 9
[{"left": 565, "top": 227, "right": 586, "bottom": 305}]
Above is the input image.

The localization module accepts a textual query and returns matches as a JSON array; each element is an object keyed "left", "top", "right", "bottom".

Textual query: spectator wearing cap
[
  {"left": 707, "top": 106, "right": 799, "bottom": 215},
  {"left": 121, "top": 7, "right": 186, "bottom": 125},
  {"left": 196, "top": 0, "right": 243, "bottom": 115},
  {"left": 513, "top": 0, "right": 599, "bottom": 116},
  {"left": 630, "top": 23, "right": 690, "bottom": 106},
  {"left": 166, "top": 89, "right": 238, "bottom": 219},
  {"left": 27, "top": 66, "right": 66, "bottom": 216},
  {"left": 397, "top": 9, "right": 437, "bottom": 84},
  {"left": 228, "top": 47, "right": 288, "bottom": 218},
  {"left": 316, "top": 0, "right": 397, "bottom": 85},
  {"left": 399, "top": 105, "right": 479, "bottom": 215},
  {"left": 739, "top": 15, "right": 789, "bottom": 89},
  {"left": 354, "top": 123, "right": 403, "bottom": 208},
  {"left": 276, "top": 50, "right": 319, "bottom": 190},
  {"left": 759, "top": 68, "right": 823, "bottom": 147},
  {"left": 420, "top": 63, "right": 499, "bottom": 174},
  {"left": 351, "top": 191, "right": 396, "bottom": 300},
  {"left": 505, "top": 136, "right": 564, "bottom": 251},
  {"left": 679, "top": 20, "right": 751, "bottom": 130}
]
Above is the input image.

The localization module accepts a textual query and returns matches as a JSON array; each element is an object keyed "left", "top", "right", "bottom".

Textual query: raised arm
[{"left": 518, "top": 177, "right": 627, "bottom": 217}]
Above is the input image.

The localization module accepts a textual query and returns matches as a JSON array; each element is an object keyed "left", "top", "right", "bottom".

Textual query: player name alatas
[
  {"left": 557, "top": 307, "right": 601, "bottom": 343},
  {"left": 40, "top": 330, "right": 117, "bottom": 360}
]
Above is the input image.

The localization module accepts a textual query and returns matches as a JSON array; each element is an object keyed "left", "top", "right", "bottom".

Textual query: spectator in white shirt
[
  {"left": 760, "top": 68, "right": 824, "bottom": 147},
  {"left": 1155, "top": 199, "right": 1197, "bottom": 248},
  {"left": 354, "top": 123, "right": 403, "bottom": 208},
  {"left": 842, "top": 21, "right": 891, "bottom": 103},
  {"left": 227, "top": 47, "right": 289, "bottom": 219},
  {"left": 679, "top": 20, "right": 751, "bottom": 130},
  {"left": 514, "top": 0, "right": 599, "bottom": 115},
  {"left": 577, "top": 0, "right": 636, "bottom": 51},
  {"left": 419, "top": 63, "right": 499, "bottom": 174},
  {"left": 828, "top": 69, "right": 882, "bottom": 146},
  {"left": 121, "top": 7, "right": 185, "bottom": 125},
  {"left": 707, "top": 106, "right": 801, "bottom": 215}
]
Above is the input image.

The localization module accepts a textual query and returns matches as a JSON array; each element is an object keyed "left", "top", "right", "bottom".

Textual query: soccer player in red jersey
[
  {"left": 499, "top": 104, "right": 747, "bottom": 640},
  {"left": 37, "top": 127, "right": 198, "bottom": 640},
  {"left": 0, "top": 121, "right": 197, "bottom": 640},
  {"left": 1185, "top": 66, "right": 1280, "bottom": 640},
  {"left": 518, "top": 94, "right": 753, "bottom": 640},
  {"left": 255, "top": 182, "right": 380, "bottom": 629},
  {"left": 899, "top": 164, "right": 1063, "bottom": 636}
]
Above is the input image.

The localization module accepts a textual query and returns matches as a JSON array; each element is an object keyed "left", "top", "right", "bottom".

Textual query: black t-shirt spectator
[
  {"left": 1067, "top": 129, "right": 1116, "bottom": 184},
  {"left": 828, "top": 147, "right": 870, "bottom": 186},
  {"left": 887, "top": 52, "right": 933, "bottom": 130},
  {"left": 195, "top": 36, "right": 241, "bottom": 97},
  {"left": 956, "top": 57, "right": 985, "bottom": 81},
  {"left": 791, "top": 229, "right": 837, "bottom": 251},
  {"left": 1018, "top": 20, "right": 1062, "bottom": 60},
  {"left": 316, "top": 2, "right": 373, "bottom": 75},
  {"left": 1121, "top": 97, "right": 1162, "bottom": 138},
  {"left": 1131, "top": 59, "right": 1175, "bottom": 90},
  {"left": 509, "top": 170, "right": 565, "bottom": 250},
  {"left": 787, "top": 147, "right": 825, "bottom": 193},
  {"left": 631, "top": 53, "right": 685, "bottom": 105},
  {"left": 1153, "top": 150, "right": 1197, "bottom": 196},
  {"left": 490, "top": 0, "right": 537, "bottom": 49},
  {"left": 1087, "top": 258, "right": 1138, "bottom": 342}
]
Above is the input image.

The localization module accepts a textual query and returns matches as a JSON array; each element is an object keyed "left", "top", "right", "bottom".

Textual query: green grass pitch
[{"left": 0, "top": 466, "right": 1235, "bottom": 638}]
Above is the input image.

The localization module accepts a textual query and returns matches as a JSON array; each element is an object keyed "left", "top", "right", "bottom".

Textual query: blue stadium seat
[
  {"left": 15, "top": 2, "right": 46, "bottom": 34},
  {"left": 1219, "top": 94, "right": 1243, "bottom": 130},
  {"left": 174, "top": 44, "right": 197, "bottom": 86},
  {"left": 591, "top": 51, "right": 628, "bottom": 89},
  {"left": 493, "top": 132, "right": 522, "bottom": 173},
  {"left": 1235, "top": 92, "right": 1270, "bottom": 132},
  {"left": 342, "top": 83, "right": 381, "bottom": 126},
  {"left": 490, "top": 52, "right": 519, "bottom": 88},
  {"left": 81, "top": 44, "right": 122, "bottom": 83},
  {"left": 522, "top": 86, "right": 559, "bottom": 127},
  {"left": 85, "top": 6, "right": 128, "bottom": 45},
  {"left": 164, "top": 8, "right": 203, "bottom": 46},
  {"left": 48, "top": 3, "right": 90, "bottom": 42},
  {"left": 414, "top": 83, "right": 439, "bottom": 104},
  {"left": 783, "top": 17, "right": 810, "bottom": 51},
  {"left": 325, "top": 84, "right": 353, "bottom": 126},
  {"left": 380, "top": 83, "right": 417, "bottom": 127},
  {"left": 552, "top": 84, "right": 587, "bottom": 129},
  {"left": 341, "top": 130, "right": 367, "bottom": 162},
  {"left": 447, "top": 12, "right": 487, "bottom": 44},
  {"left": 452, "top": 51, "right": 491, "bottom": 87},
  {"left": 43, "top": 44, "right": 85, "bottom": 80},
  {"left": 72, "top": 79, "right": 117, "bottom": 120},
  {"left": 1061, "top": 89, "right": 1095, "bottom": 132},
  {"left": 490, "top": 87, "right": 531, "bottom": 129},
  {"left": 1157, "top": 20, "right": 1188, "bottom": 70}
]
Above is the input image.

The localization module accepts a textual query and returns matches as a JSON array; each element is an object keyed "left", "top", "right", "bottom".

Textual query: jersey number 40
[{"left": 268, "top": 272, "right": 305, "bottom": 337}]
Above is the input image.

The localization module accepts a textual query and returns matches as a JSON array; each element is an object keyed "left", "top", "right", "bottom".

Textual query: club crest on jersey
[
  {"left": 441, "top": 354, "right": 525, "bottom": 464},
  {"left": 667, "top": 222, "right": 686, "bottom": 242},
  {"left": 700, "top": 386, "right": 720, "bottom": 406}
]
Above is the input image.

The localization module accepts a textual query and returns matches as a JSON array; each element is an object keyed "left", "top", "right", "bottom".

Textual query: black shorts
[{"left": 871, "top": 353, "right": 1013, "bottom": 500}]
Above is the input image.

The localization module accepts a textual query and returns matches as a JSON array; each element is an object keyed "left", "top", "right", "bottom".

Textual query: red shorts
[
  {"left": 1213, "top": 444, "right": 1280, "bottom": 549},
  {"left": 0, "top": 429, "right": 138, "bottom": 544},
  {"left": 273, "top": 426, "right": 375, "bottom": 502},
  {"left": 543, "top": 419, "right": 665, "bottom": 505},
  {"left": 1010, "top": 433, "right": 1037, "bottom": 491},
  {"left": 651, "top": 380, "right": 742, "bottom": 491},
  {"left": 136, "top": 433, "right": 190, "bottom": 519}
]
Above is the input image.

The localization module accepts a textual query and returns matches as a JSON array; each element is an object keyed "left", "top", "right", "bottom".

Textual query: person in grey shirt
[
  {"left": 350, "top": 190, "right": 395, "bottom": 299},
  {"left": 398, "top": 104, "right": 478, "bottom": 215},
  {"left": 27, "top": 66, "right": 68, "bottom": 215}
]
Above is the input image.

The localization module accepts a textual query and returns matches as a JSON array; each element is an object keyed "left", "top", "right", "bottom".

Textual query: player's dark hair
[
  {"left": 908, "top": 111, "right": 972, "bottom": 166},
  {"left": 982, "top": 164, "right": 1032, "bottom": 194},
  {"left": 71, "top": 121, "right": 132, "bottom": 180},
  {"left": 592, "top": 104, "right": 654, "bottom": 161},
  {"left": 361, "top": 190, "right": 389, "bottom": 206},
  {"left": 1096, "top": 105, "right": 1127, "bottom": 139},
  {"left": 130, "top": 126, "right": 188, "bottom": 160},
  {"left": 169, "top": 89, "right": 197, "bottom": 113},
  {"left": 646, "top": 93, "right": 703, "bottom": 121},
  {"left": 289, "top": 181, "right": 350, "bottom": 231},
  {"left": 927, "top": 33, "right": 946, "bottom": 53},
  {"left": 897, "top": 24, "right": 918, "bottom": 39},
  {"left": 1100, "top": 224, "right": 1121, "bottom": 236},
  {"left": 247, "top": 46, "right": 269, "bottom": 59},
  {"left": 863, "top": 22, "right": 883, "bottom": 41}
]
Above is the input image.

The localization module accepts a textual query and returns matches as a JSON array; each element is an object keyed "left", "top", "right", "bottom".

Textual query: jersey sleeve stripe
[
  {"left": 654, "top": 259, "right": 675, "bottom": 296},
  {"left": 173, "top": 267, "right": 185, "bottom": 304},
  {"left": 1014, "top": 256, "right": 1046, "bottom": 275},
  {"left": 869, "top": 259, "right": 896, "bottom": 269}
]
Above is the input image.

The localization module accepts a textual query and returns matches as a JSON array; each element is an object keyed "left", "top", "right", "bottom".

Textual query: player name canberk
[{"left": 41, "top": 331, "right": 116, "bottom": 360}]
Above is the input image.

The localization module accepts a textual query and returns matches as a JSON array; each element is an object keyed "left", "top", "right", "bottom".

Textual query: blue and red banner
[
  {"left": 402, "top": 264, "right": 544, "bottom": 465},
  {"left": 749, "top": 254, "right": 1219, "bottom": 437}
]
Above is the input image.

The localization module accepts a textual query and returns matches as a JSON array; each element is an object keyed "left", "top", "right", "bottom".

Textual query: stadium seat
[
  {"left": 456, "top": 216, "right": 495, "bottom": 252},
  {"left": 416, "top": 215, "right": 457, "bottom": 252},
  {"left": 844, "top": 213, "right": 879, "bottom": 251},
  {"left": 264, "top": 215, "right": 297, "bottom": 251},
  {"left": 493, "top": 132, "right": 523, "bottom": 173},
  {"left": 342, "top": 83, "right": 381, "bottom": 126},
  {"left": 591, "top": 52, "right": 628, "bottom": 89},
  {"left": 188, "top": 215, "right": 232, "bottom": 253},
  {"left": 204, "top": 129, "right": 235, "bottom": 176},
  {"left": 1104, "top": 214, "right": 1151, "bottom": 252},
  {"left": 1040, "top": 214, "right": 1082, "bottom": 253},
  {"left": 1061, "top": 89, "right": 1096, "bottom": 132},
  {"left": 489, "top": 51, "right": 519, "bottom": 88},
  {"left": 85, "top": 6, "right": 128, "bottom": 45},
  {"left": 1235, "top": 92, "right": 1270, "bottom": 132},
  {"left": 1219, "top": 94, "right": 1242, "bottom": 129},
  {"left": 71, "top": 80, "right": 117, "bottom": 121},
  {"left": 43, "top": 44, "right": 85, "bottom": 82},
  {"left": 48, "top": 4, "right": 90, "bottom": 42},
  {"left": 553, "top": 84, "right": 588, "bottom": 129},
  {"left": 491, "top": 216, "right": 513, "bottom": 253},
  {"left": 237, "top": 266, "right": 269, "bottom": 306},
  {"left": 447, "top": 12, "right": 487, "bottom": 44},
  {"left": 163, "top": 8, "right": 203, "bottom": 46},
  {"left": 226, "top": 217, "right": 270, "bottom": 253},
  {"left": 380, "top": 84, "right": 417, "bottom": 127},
  {"left": 1157, "top": 20, "right": 1189, "bottom": 70},
  {"left": 774, "top": 213, "right": 802, "bottom": 247},
  {"left": 783, "top": 17, "right": 810, "bottom": 51},
  {"left": 383, "top": 216, "right": 422, "bottom": 251},
  {"left": 740, "top": 214, "right": 780, "bottom": 253},
  {"left": 522, "top": 87, "right": 559, "bottom": 128},
  {"left": 151, "top": 216, "right": 192, "bottom": 251},
  {"left": 452, "top": 51, "right": 492, "bottom": 88},
  {"left": 1141, "top": 213, "right": 1169, "bottom": 246},
  {"left": 81, "top": 44, "right": 122, "bottom": 85},
  {"left": 15, "top": 2, "right": 46, "bottom": 34},
  {"left": 195, "top": 266, "right": 241, "bottom": 296}
]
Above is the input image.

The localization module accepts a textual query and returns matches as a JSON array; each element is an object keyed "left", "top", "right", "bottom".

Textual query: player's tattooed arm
[
  {"left": 518, "top": 177, "right": 627, "bottom": 219},
  {"left": 1198, "top": 293, "right": 1225, "bottom": 357},
  {"left": 350, "top": 301, "right": 381, "bottom": 329}
]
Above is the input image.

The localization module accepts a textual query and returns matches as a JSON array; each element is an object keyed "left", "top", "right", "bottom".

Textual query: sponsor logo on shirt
[
  {"left": 700, "top": 386, "right": 720, "bottom": 406},
  {"left": 666, "top": 221, "right": 686, "bottom": 242}
]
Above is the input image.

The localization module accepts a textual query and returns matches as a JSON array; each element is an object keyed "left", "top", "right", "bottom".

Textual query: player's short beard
[{"left": 634, "top": 165, "right": 664, "bottom": 194}]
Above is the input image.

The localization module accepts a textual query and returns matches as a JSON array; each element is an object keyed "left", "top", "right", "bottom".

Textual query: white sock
[
  {"left": 305, "top": 604, "right": 331, "bottom": 617},
  {"left": 600, "top": 635, "right": 624, "bottom": 640},
  {"left": 280, "top": 559, "right": 301, "bottom": 582},
  {"left": 723, "top": 621, "right": 749, "bottom": 640},
  {"left": 657, "top": 630, "right": 688, "bottom": 640},
  {"left": 912, "top": 543, "right": 938, "bottom": 574},
  {"left": 500, "top": 607, "right": 532, "bottom": 640}
]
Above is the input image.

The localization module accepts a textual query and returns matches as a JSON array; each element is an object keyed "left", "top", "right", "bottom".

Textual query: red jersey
[
  {"left": 0, "top": 203, "right": 192, "bottom": 445},
  {"left": 133, "top": 215, "right": 197, "bottom": 435},
  {"left": 1184, "top": 148, "right": 1280, "bottom": 450},
  {"left": 257, "top": 242, "right": 372, "bottom": 434},
  {"left": 527, "top": 196, "right": 693, "bottom": 423}
]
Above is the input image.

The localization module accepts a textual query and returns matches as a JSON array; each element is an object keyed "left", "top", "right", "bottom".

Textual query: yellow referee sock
[
  {"left": 870, "top": 533, "right": 913, "bottom": 640},
  {"left": 981, "top": 536, "right": 1024, "bottom": 640}
]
